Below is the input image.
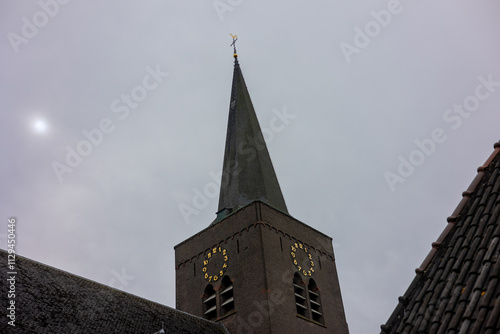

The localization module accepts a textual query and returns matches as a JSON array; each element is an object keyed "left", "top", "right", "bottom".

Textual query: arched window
[
  {"left": 202, "top": 277, "right": 235, "bottom": 320},
  {"left": 220, "top": 276, "right": 234, "bottom": 316},
  {"left": 293, "top": 272, "right": 307, "bottom": 317},
  {"left": 293, "top": 273, "right": 325, "bottom": 325},
  {"left": 308, "top": 279, "right": 324, "bottom": 324},
  {"left": 202, "top": 284, "right": 217, "bottom": 320}
]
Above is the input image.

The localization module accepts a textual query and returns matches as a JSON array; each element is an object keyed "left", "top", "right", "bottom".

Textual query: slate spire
[{"left": 216, "top": 51, "right": 288, "bottom": 221}]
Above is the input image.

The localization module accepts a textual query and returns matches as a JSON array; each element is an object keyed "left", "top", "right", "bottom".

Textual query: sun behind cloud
[{"left": 32, "top": 118, "right": 49, "bottom": 134}]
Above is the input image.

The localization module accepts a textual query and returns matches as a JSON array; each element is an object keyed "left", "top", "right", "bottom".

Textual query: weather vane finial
[{"left": 230, "top": 33, "right": 238, "bottom": 58}]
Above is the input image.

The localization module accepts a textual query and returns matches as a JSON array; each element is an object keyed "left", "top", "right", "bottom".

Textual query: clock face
[
  {"left": 290, "top": 242, "right": 315, "bottom": 277},
  {"left": 202, "top": 246, "right": 228, "bottom": 283}
]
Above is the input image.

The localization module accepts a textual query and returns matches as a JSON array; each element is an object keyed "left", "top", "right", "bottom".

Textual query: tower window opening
[
  {"left": 293, "top": 273, "right": 325, "bottom": 325},
  {"left": 293, "top": 272, "right": 307, "bottom": 317},
  {"left": 202, "top": 284, "right": 217, "bottom": 320},
  {"left": 308, "top": 279, "right": 324, "bottom": 324},
  {"left": 220, "top": 276, "right": 235, "bottom": 316}
]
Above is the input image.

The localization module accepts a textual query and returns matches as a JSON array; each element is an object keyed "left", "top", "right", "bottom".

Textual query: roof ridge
[
  {"left": 415, "top": 140, "right": 500, "bottom": 274},
  {"left": 0, "top": 249, "right": 228, "bottom": 331},
  {"left": 381, "top": 139, "right": 500, "bottom": 333}
]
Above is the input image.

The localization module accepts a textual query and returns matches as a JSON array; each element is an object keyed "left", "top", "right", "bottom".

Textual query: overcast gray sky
[{"left": 2, "top": 1, "right": 500, "bottom": 333}]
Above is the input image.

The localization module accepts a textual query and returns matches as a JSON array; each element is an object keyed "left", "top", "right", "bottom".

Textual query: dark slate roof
[
  {"left": 0, "top": 250, "right": 230, "bottom": 334},
  {"left": 216, "top": 56, "right": 288, "bottom": 221},
  {"left": 381, "top": 141, "right": 500, "bottom": 334}
]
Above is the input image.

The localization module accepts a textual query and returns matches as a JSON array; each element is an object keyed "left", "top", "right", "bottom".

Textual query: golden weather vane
[{"left": 230, "top": 33, "right": 238, "bottom": 57}]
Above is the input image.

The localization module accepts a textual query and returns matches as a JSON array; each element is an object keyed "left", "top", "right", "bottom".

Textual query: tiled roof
[
  {"left": 381, "top": 141, "right": 500, "bottom": 334},
  {"left": 0, "top": 250, "right": 230, "bottom": 334}
]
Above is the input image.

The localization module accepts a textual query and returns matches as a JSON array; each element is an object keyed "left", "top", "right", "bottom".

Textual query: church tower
[{"left": 175, "top": 42, "right": 349, "bottom": 334}]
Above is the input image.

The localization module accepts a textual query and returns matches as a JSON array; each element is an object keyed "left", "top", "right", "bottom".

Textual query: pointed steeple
[{"left": 216, "top": 50, "right": 288, "bottom": 221}]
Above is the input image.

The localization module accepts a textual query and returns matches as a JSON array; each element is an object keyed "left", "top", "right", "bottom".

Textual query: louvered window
[
  {"left": 220, "top": 276, "right": 235, "bottom": 316},
  {"left": 308, "top": 279, "right": 324, "bottom": 324},
  {"left": 293, "top": 273, "right": 325, "bottom": 325},
  {"left": 293, "top": 272, "right": 307, "bottom": 317},
  {"left": 202, "top": 284, "right": 217, "bottom": 320},
  {"left": 202, "top": 276, "right": 235, "bottom": 320}
]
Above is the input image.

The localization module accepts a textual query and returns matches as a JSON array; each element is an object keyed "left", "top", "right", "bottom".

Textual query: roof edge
[
  {"left": 380, "top": 139, "right": 500, "bottom": 333},
  {"left": 380, "top": 273, "right": 423, "bottom": 333},
  {"left": 415, "top": 140, "right": 500, "bottom": 274},
  {"left": 0, "top": 249, "right": 228, "bottom": 332}
]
